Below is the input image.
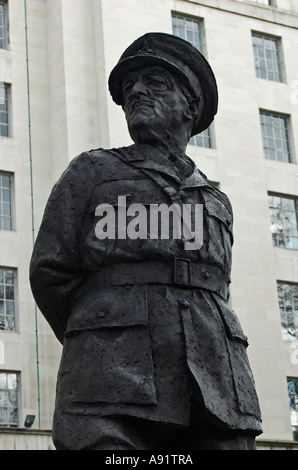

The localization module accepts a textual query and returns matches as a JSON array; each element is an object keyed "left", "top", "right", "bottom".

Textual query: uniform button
[
  {"left": 202, "top": 269, "right": 210, "bottom": 280},
  {"left": 179, "top": 190, "right": 187, "bottom": 201},
  {"left": 97, "top": 311, "right": 106, "bottom": 318}
]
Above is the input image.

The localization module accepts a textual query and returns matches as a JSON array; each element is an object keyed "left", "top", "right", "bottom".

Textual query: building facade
[{"left": 0, "top": 0, "right": 298, "bottom": 450}]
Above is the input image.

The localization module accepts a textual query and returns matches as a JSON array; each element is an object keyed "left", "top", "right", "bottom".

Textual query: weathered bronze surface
[{"left": 30, "top": 33, "right": 262, "bottom": 450}]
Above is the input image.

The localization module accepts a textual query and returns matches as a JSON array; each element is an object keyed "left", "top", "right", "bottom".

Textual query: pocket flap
[
  {"left": 215, "top": 297, "right": 248, "bottom": 345},
  {"left": 66, "top": 285, "right": 148, "bottom": 334}
]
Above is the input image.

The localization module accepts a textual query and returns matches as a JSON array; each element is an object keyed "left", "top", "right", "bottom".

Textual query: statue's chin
[{"left": 129, "top": 126, "right": 164, "bottom": 146}]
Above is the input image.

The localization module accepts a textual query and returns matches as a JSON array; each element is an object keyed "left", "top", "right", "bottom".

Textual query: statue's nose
[{"left": 131, "top": 80, "right": 148, "bottom": 96}]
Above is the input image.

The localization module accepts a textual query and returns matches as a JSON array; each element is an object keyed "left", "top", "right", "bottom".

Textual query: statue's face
[{"left": 122, "top": 65, "right": 193, "bottom": 145}]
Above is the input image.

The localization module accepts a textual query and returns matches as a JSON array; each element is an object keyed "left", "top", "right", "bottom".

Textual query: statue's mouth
[{"left": 130, "top": 99, "right": 153, "bottom": 111}]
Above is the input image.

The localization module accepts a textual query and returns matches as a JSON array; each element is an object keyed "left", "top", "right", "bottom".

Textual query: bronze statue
[{"left": 30, "top": 33, "right": 262, "bottom": 450}]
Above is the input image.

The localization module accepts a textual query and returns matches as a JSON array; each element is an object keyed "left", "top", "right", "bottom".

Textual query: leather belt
[{"left": 86, "top": 258, "right": 229, "bottom": 301}]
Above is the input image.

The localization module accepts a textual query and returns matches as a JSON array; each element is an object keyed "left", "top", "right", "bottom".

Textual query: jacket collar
[
  {"left": 180, "top": 166, "right": 209, "bottom": 189},
  {"left": 114, "top": 143, "right": 210, "bottom": 188}
]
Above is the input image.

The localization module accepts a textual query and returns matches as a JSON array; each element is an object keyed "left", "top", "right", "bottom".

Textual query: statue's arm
[{"left": 29, "top": 152, "right": 94, "bottom": 344}]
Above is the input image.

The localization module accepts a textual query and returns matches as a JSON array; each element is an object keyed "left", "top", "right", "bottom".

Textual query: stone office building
[{"left": 0, "top": 0, "right": 298, "bottom": 450}]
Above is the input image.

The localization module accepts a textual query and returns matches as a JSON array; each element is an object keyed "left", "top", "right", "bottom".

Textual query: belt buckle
[{"left": 174, "top": 258, "right": 191, "bottom": 286}]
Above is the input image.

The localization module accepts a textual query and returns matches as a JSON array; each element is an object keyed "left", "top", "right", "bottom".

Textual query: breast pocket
[
  {"left": 204, "top": 193, "right": 233, "bottom": 233},
  {"left": 57, "top": 285, "right": 157, "bottom": 406},
  {"left": 203, "top": 192, "right": 233, "bottom": 269}
]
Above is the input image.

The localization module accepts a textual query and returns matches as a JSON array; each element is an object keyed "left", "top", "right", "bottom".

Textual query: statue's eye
[
  {"left": 147, "top": 77, "right": 168, "bottom": 90},
  {"left": 123, "top": 81, "right": 134, "bottom": 95}
]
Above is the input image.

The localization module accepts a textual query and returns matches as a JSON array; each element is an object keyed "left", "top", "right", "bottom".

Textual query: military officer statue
[{"left": 30, "top": 33, "right": 262, "bottom": 450}]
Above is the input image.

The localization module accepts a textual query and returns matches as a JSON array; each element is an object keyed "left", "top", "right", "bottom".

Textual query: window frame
[
  {"left": 0, "top": 82, "right": 11, "bottom": 137},
  {"left": 0, "top": 266, "right": 17, "bottom": 332},
  {"left": 171, "top": 12, "right": 204, "bottom": 53},
  {"left": 268, "top": 193, "right": 298, "bottom": 250},
  {"left": 0, "top": 171, "right": 14, "bottom": 231},
  {"left": 0, "top": 370, "right": 19, "bottom": 427},
  {"left": 260, "top": 111, "right": 292, "bottom": 163},
  {"left": 252, "top": 32, "right": 283, "bottom": 83},
  {"left": 277, "top": 281, "right": 298, "bottom": 341},
  {"left": 189, "top": 126, "right": 213, "bottom": 149},
  {"left": 0, "top": 1, "right": 8, "bottom": 50},
  {"left": 287, "top": 377, "right": 298, "bottom": 442}
]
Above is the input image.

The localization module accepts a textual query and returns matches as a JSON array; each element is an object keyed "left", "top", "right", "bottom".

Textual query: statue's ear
[
  {"left": 184, "top": 96, "right": 204, "bottom": 127},
  {"left": 189, "top": 98, "right": 200, "bottom": 119},
  {"left": 189, "top": 95, "right": 205, "bottom": 138}
]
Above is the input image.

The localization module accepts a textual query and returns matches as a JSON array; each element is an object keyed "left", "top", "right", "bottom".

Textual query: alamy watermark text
[{"left": 95, "top": 195, "right": 203, "bottom": 250}]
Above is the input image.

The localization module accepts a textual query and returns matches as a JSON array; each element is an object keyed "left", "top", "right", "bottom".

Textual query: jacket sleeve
[{"left": 29, "top": 151, "right": 95, "bottom": 343}]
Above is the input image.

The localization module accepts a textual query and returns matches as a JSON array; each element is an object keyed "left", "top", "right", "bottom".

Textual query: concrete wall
[{"left": 0, "top": 428, "right": 55, "bottom": 450}]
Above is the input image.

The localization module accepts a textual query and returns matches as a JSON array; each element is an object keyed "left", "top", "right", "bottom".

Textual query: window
[
  {"left": 172, "top": 14, "right": 202, "bottom": 52},
  {"left": 0, "top": 1, "right": 7, "bottom": 50},
  {"left": 287, "top": 378, "right": 298, "bottom": 441},
  {"left": 252, "top": 33, "right": 282, "bottom": 82},
  {"left": 190, "top": 128, "right": 212, "bottom": 148},
  {"left": 278, "top": 282, "right": 298, "bottom": 341},
  {"left": 0, "top": 173, "right": 13, "bottom": 230},
  {"left": 0, "top": 267, "right": 16, "bottom": 331},
  {"left": 268, "top": 194, "right": 298, "bottom": 249},
  {"left": 0, "top": 371, "right": 19, "bottom": 427},
  {"left": 0, "top": 83, "right": 9, "bottom": 137},
  {"left": 260, "top": 112, "right": 291, "bottom": 163}
]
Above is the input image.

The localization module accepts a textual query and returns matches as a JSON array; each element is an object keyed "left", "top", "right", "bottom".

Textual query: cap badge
[{"left": 137, "top": 39, "right": 156, "bottom": 56}]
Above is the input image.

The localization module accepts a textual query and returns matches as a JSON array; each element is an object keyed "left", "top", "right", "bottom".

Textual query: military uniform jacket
[{"left": 30, "top": 143, "right": 262, "bottom": 434}]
